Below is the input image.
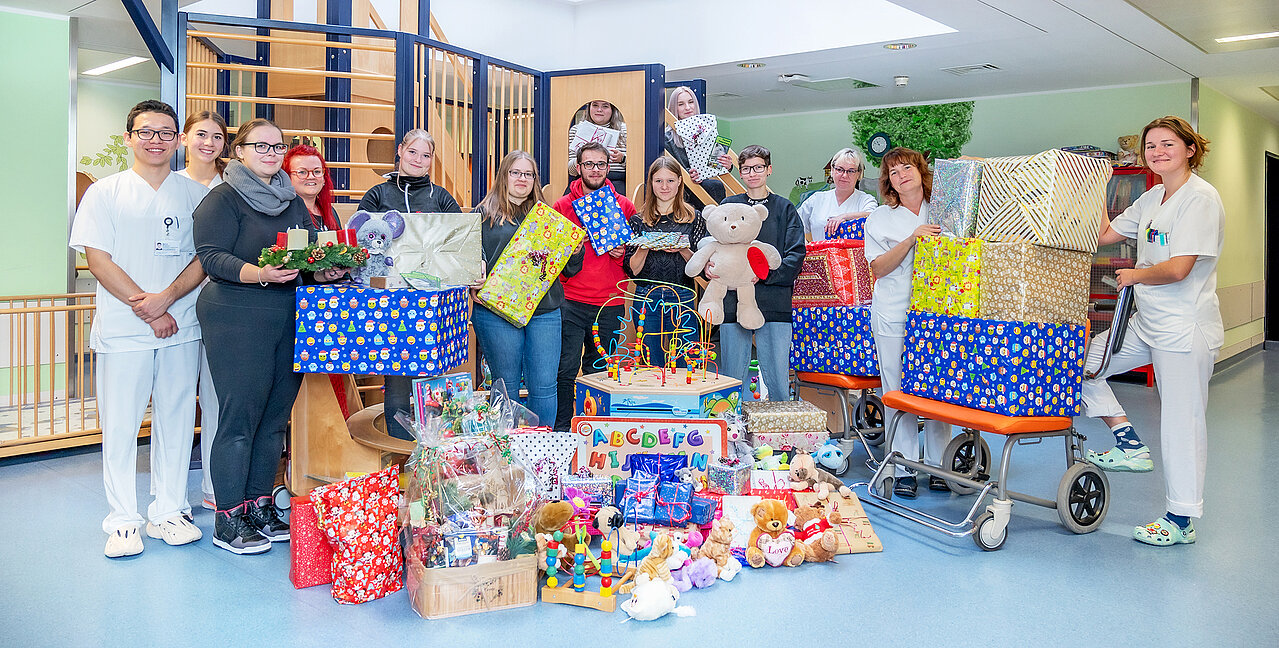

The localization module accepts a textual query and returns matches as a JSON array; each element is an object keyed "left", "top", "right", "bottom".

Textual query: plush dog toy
[
  {"left": 621, "top": 573, "right": 695, "bottom": 622},
  {"left": 789, "top": 453, "right": 852, "bottom": 500},
  {"left": 348, "top": 210, "right": 406, "bottom": 285},
  {"left": 684, "top": 203, "right": 781, "bottom": 330},
  {"left": 793, "top": 505, "right": 839, "bottom": 563},
  {"left": 745, "top": 499, "right": 804, "bottom": 568}
]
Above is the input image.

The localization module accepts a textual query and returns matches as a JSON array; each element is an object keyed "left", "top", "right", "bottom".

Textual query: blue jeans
[
  {"left": 473, "top": 305, "right": 561, "bottom": 427},
  {"left": 720, "top": 322, "right": 793, "bottom": 402},
  {"left": 635, "top": 285, "right": 697, "bottom": 368}
]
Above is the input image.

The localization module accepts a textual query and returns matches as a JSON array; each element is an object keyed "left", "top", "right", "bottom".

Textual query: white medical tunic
[
  {"left": 798, "top": 188, "right": 879, "bottom": 241},
  {"left": 863, "top": 201, "right": 929, "bottom": 338}
]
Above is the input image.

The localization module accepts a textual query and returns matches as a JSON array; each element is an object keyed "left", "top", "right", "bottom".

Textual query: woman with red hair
[{"left": 284, "top": 144, "right": 341, "bottom": 232}]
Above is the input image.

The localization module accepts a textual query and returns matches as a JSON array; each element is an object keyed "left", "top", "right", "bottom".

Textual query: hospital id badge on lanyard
[{"left": 155, "top": 214, "right": 182, "bottom": 256}]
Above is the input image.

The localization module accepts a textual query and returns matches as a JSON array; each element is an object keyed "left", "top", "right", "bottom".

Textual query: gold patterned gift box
[
  {"left": 742, "top": 400, "right": 827, "bottom": 436},
  {"left": 975, "top": 149, "right": 1113, "bottom": 254},
  {"left": 910, "top": 236, "right": 1090, "bottom": 325}
]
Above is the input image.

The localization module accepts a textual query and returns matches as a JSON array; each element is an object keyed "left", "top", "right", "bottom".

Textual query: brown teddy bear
[
  {"left": 745, "top": 499, "right": 804, "bottom": 568},
  {"left": 1117, "top": 134, "right": 1140, "bottom": 166},
  {"left": 532, "top": 500, "right": 576, "bottom": 569},
  {"left": 792, "top": 505, "right": 839, "bottom": 563},
  {"left": 789, "top": 453, "right": 852, "bottom": 500},
  {"left": 684, "top": 203, "right": 782, "bottom": 330}
]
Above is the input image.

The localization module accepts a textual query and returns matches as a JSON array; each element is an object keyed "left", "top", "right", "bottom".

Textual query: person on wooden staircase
[
  {"left": 70, "top": 100, "right": 208, "bottom": 558},
  {"left": 664, "top": 86, "right": 732, "bottom": 208}
]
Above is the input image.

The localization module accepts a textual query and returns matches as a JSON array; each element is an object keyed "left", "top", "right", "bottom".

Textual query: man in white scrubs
[{"left": 70, "top": 100, "right": 209, "bottom": 558}]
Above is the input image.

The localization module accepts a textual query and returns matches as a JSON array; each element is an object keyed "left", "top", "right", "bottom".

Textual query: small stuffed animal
[
  {"left": 621, "top": 573, "right": 695, "bottom": 622},
  {"left": 684, "top": 203, "right": 782, "bottom": 329},
  {"left": 792, "top": 505, "right": 839, "bottom": 563},
  {"left": 592, "top": 505, "right": 642, "bottom": 564},
  {"left": 1117, "top": 134, "right": 1140, "bottom": 166},
  {"left": 683, "top": 523, "right": 704, "bottom": 551},
  {"left": 670, "top": 561, "right": 694, "bottom": 593},
  {"left": 745, "top": 499, "right": 804, "bottom": 568},
  {"left": 638, "top": 533, "right": 676, "bottom": 584},
  {"left": 813, "top": 440, "right": 845, "bottom": 473},
  {"left": 722, "top": 414, "right": 754, "bottom": 462},
  {"left": 753, "top": 445, "right": 785, "bottom": 470},
  {"left": 532, "top": 500, "right": 576, "bottom": 555},
  {"left": 348, "top": 210, "right": 406, "bottom": 285},
  {"left": 674, "top": 467, "right": 703, "bottom": 493},
  {"left": 686, "top": 557, "right": 719, "bottom": 589},
  {"left": 694, "top": 517, "right": 733, "bottom": 569},
  {"left": 789, "top": 453, "right": 853, "bottom": 500}
]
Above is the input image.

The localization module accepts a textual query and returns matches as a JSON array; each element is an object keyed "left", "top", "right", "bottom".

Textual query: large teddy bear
[
  {"left": 745, "top": 499, "right": 804, "bottom": 568},
  {"left": 685, "top": 203, "right": 781, "bottom": 330}
]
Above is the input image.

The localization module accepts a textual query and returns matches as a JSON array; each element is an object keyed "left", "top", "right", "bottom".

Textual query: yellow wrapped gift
[
  {"left": 975, "top": 150, "right": 1112, "bottom": 253},
  {"left": 910, "top": 236, "right": 982, "bottom": 318},
  {"left": 476, "top": 202, "right": 585, "bottom": 326}
]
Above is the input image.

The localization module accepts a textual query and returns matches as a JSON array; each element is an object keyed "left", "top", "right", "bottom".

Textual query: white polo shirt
[
  {"left": 863, "top": 201, "right": 929, "bottom": 338},
  {"left": 799, "top": 188, "right": 879, "bottom": 241},
  {"left": 70, "top": 169, "right": 207, "bottom": 353},
  {"left": 1109, "top": 173, "right": 1224, "bottom": 352}
]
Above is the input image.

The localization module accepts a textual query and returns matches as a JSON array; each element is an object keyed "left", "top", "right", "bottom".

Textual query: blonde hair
[
  {"left": 397, "top": 129, "right": 436, "bottom": 174},
  {"left": 1139, "top": 115, "right": 1210, "bottom": 171},
  {"left": 639, "top": 156, "right": 695, "bottom": 227},
  {"left": 666, "top": 86, "right": 700, "bottom": 148},
  {"left": 477, "top": 151, "right": 545, "bottom": 227}
]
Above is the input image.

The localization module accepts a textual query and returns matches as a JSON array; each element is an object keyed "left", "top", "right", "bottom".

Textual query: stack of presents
[{"left": 789, "top": 214, "right": 879, "bottom": 376}]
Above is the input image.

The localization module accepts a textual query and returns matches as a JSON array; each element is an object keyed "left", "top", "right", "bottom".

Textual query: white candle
[
  {"left": 286, "top": 228, "right": 309, "bottom": 250},
  {"left": 316, "top": 230, "right": 338, "bottom": 246}
]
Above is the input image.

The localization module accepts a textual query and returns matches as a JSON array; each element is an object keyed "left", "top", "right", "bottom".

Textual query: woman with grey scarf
[{"left": 194, "top": 118, "right": 346, "bottom": 555}]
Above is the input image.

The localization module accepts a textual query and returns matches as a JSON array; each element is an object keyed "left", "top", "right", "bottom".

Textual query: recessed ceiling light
[
  {"left": 1215, "top": 31, "right": 1279, "bottom": 43},
  {"left": 83, "top": 56, "right": 149, "bottom": 76},
  {"left": 737, "top": 62, "right": 765, "bottom": 69},
  {"left": 883, "top": 42, "right": 917, "bottom": 50}
]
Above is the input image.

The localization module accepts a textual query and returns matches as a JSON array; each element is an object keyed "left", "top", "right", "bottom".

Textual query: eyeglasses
[
  {"left": 832, "top": 166, "right": 862, "bottom": 176},
  {"left": 130, "top": 129, "right": 178, "bottom": 141},
  {"left": 291, "top": 169, "right": 324, "bottom": 178},
  {"left": 740, "top": 164, "right": 768, "bottom": 175},
  {"left": 242, "top": 141, "right": 289, "bottom": 155},
  {"left": 578, "top": 161, "right": 608, "bottom": 170},
  {"left": 508, "top": 169, "right": 535, "bottom": 179}
]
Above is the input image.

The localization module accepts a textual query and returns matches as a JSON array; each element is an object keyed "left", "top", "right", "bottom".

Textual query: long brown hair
[
  {"left": 477, "top": 151, "right": 545, "bottom": 226},
  {"left": 878, "top": 147, "right": 933, "bottom": 207},
  {"left": 639, "top": 156, "right": 695, "bottom": 227},
  {"left": 182, "top": 110, "right": 229, "bottom": 174},
  {"left": 1139, "top": 115, "right": 1210, "bottom": 171}
]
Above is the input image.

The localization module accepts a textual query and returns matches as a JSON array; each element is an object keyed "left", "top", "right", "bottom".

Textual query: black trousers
[
  {"left": 383, "top": 376, "right": 414, "bottom": 440},
  {"left": 198, "top": 284, "right": 302, "bottom": 511},
  {"left": 556, "top": 299, "right": 624, "bottom": 431}
]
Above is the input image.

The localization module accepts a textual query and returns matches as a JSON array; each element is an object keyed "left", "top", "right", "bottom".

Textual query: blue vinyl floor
[{"left": 3, "top": 351, "right": 1277, "bottom": 647}]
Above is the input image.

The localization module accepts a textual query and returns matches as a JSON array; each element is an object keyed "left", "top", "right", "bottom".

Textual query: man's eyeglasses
[
  {"left": 578, "top": 161, "right": 608, "bottom": 170},
  {"left": 832, "top": 166, "right": 862, "bottom": 176},
  {"left": 130, "top": 129, "right": 177, "bottom": 141},
  {"left": 740, "top": 164, "right": 768, "bottom": 175},
  {"left": 291, "top": 169, "right": 324, "bottom": 179},
  {"left": 508, "top": 169, "right": 535, "bottom": 179},
  {"left": 242, "top": 142, "right": 289, "bottom": 155}
]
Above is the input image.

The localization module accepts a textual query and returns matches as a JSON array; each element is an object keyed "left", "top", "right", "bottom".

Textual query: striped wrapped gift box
[{"left": 975, "top": 149, "right": 1112, "bottom": 253}]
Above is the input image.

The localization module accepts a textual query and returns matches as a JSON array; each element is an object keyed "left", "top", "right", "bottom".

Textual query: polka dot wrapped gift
[{"left": 790, "top": 305, "right": 879, "bottom": 376}]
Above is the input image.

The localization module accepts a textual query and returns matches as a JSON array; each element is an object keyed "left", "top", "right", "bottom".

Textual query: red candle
[
  {"left": 346, "top": 228, "right": 357, "bottom": 244},
  {"left": 276, "top": 232, "right": 288, "bottom": 247},
  {"left": 336, "top": 229, "right": 348, "bottom": 244}
]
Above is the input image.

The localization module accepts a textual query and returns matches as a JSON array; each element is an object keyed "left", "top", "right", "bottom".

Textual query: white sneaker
[
  {"left": 146, "top": 517, "right": 203, "bottom": 546},
  {"left": 105, "top": 527, "right": 144, "bottom": 558}
]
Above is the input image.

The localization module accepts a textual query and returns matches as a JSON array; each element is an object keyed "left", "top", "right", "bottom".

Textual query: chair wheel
[
  {"left": 1056, "top": 462, "right": 1109, "bottom": 534},
  {"left": 942, "top": 434, "right": 992, "bottom": 495},
  {"left": 874, "top": 475, "right": 894, "bottom": 500},
  {"left": 834, "top": 451, "right": 852, "bottom": 477},
  {"left": 972, "top": 511, "right": 1007, "bottom": 551},
  {"left": 273, "top": 485, "right": 292, "bottom": 511},
  {"left": 854, "top": 394, "right": 886, "bottom": 447}
]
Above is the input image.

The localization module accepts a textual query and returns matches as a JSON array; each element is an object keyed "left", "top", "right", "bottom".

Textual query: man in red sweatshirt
[{"left": 553, "top": 142, "right": 637, "bottom": 430}]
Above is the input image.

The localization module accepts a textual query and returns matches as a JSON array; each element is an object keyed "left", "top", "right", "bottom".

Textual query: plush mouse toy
[
  {"left": 348, "top": 210, "right": 406, "bottom": 285},
  {"left": 684, "top": 203, "right": 781, "bottom": 329}
]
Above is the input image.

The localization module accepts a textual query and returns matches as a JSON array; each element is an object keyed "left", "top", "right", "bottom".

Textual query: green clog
[
  {"left": 1085, "top": 445, "right": 1154, "bottom": 473},
  {"left": 1134, "top": 517, "right": 1196, "bottom": 546}
]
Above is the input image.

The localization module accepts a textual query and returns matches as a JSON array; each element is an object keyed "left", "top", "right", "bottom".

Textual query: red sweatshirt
[{"left": 554, "top": 179, "right": 636, "bottom": 306}]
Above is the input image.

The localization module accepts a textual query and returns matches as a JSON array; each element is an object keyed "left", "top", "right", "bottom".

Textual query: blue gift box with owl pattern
[
  {"left": 902, "top": 311, "right": 1086, "bottom": 417},
  {"left": 790, "top": 306, "right": 879, "bottom": 376},
  {"left": 293, "top": 284, "right": 469, "bottom": 376}
]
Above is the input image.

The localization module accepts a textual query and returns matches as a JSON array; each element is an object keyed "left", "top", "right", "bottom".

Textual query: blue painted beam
[
  {"left": 326, "top": 0, "right": 353, "bottom": 198},
  {"left": 122, "top": 0, "right": 174, "bottom": 72},
  {"left": 472, "top": 57, "right": 489, "bottom": 206},
  {"left": 255, "top": 0, "right": 273, "bottom": 120},
  {"left": 534, "top": 72, "right": 550, "bottom": 177},
  {"left": 394, "top": 32, "right": 414, "bottom": 144},
  {"left": 418, "top": 0, "right": 431, "bottom": 36}
]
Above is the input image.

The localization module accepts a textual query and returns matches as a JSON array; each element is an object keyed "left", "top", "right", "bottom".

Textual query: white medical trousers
[
  {"left": 98, "top": 341, "right": 199, "bottom": 533},
  {"left": 1081, "top": 321, "right": 1216, "bottom": 517},
  {"left": 197, "top": 342, "right": 219, "bottom": 499},
  {"left": 875, "top": 334, "right": 952, "bottom": 477}
]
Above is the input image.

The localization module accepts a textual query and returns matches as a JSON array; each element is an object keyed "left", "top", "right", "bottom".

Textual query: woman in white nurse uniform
[
  {"left": 798, "top": 147, "right": 878, "bottom": 241},
  {"left": 1083, "top": 115, "right": 1224, "bottom": 546}
]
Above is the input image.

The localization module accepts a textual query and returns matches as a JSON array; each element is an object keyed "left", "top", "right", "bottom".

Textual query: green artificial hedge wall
[{"left": 848, "top": 101, "right": 975, "bottom": 166}]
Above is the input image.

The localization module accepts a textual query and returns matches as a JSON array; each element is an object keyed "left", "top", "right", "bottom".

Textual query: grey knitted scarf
[{"left": 224, "top": 159, "right": 297, "bottom": 216}]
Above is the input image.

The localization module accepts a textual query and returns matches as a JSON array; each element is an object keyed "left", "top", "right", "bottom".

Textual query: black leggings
[{"left": 198, "top": 284, "right": 302, "bottom": 510}]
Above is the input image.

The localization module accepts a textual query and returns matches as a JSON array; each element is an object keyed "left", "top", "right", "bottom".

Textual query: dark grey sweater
[{"left": 194, "top": 182, "right": 316, "bottom": 292}]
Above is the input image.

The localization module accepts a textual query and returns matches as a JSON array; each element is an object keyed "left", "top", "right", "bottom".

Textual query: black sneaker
[
  {"left": 246, "top": 496, "right": 291, "bottom": 542},
  {"left": 928, "top": 476, "right": 951, "bottom": 492},
  {"left": 893, "top": 476, "right": 918, "bottom": 499},
  {"left": 213, "top": 505, "right": 270, "bottom": 555}
]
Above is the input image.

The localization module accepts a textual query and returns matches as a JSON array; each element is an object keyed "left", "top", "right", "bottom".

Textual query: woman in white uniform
[
  {"left": 862, "top": 147, "right": 953, "bottom": 498},
  {"left": 798, "top": 147, "right": 878, "bottom": 241},
  {"left": 1083, "top": 115, "right": 1224, "bottom": 546}
]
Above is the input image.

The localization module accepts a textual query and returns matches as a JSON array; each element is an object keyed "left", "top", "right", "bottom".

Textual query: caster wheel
[
  {"left": 854, "top": 394, "right": 886, "bottom": 447},
  {"left": 972, "top": 511, "right": 1007, "bottom": 551},
  {"left": 834, "top": 450, "right": 852, "bottom": 477},
  {"left": 874, "top": 475, "right": 894, "bottom": 500},
  {"left": 273, "top": 485, "right": 292, "bottom": 511},
  {"left": 1057, "top": 462, "right": 1109, "bottom": 534},
  {"left": 942, "top": 434, "right": 992, "bottom": 495}
]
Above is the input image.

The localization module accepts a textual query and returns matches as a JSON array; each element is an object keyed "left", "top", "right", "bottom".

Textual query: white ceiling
[{"left": 3, "top": 0, "right": 1277, "bottom": 124}]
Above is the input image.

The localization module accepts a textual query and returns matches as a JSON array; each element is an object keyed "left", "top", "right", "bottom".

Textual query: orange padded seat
[
  {"left": 880, "top": 391, "right": 1072, "bottom": 436},
  {"left": 794, "top": 372, "right": 881, "bottom": 390}
]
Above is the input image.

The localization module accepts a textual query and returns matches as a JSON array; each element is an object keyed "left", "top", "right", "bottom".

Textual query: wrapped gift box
[
  {"left": 743, "top": 400, "right": 827, "bottom": 435},
  {"left": 690, "top": 495, "right": 718, "bottom": 525},
  {"left": 656, "top": 481, "right": 694, "bottom": 525},
  {"left": 707, "top": 461, "right": 751, "bottom": 495},
  {"left": 750, "top": 470, "right": 795, "bottom": 502},
  {"left": 911, "top": 236, "right": 1090, "bottom": 325},
  {"left": 831, "top": 217, "right": 866, "bottom": 241},
  {"left": 903, "top": 311, "right": 1086, "bottom": 417},
  {"left": 790, "top": 306, "right": 879, "bottom": 376},
  {"left": 673, "top": 114, "right": 728, "bottom": 179},
  {"left": 619, "top": 471, "right": 659, "bottom": 524},
  {"left": 294, "top": 284, "right": 468, "bottom": 377},
  {"left": 289, "top": 495, "right": 334, "bottom": 589},
  {"left": 750, "top": 431, "right": 830, "bottom": 454},
  {"left": 792, "top": 240, "right": 873, "bottom": 307},
  {"left": 976, "top": 150, "right": 1113, "bottom": 253},
  {"left": 792, "top": 492, "right": 883, "bottom": 554},
  {"left": 572, "top": 186, "right": 632, "bottom": 256},
  {"left": 929, "top": 159, "right": 982, "bottom": 237},
  {"left": 390, "top": 211, "right": 484, "bottom": 286},
  {"left": 476, "top": 202, "right": 586, "bottom": 326}
]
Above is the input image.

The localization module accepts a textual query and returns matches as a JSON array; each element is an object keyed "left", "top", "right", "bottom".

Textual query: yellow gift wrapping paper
[
  {"left": 980, "top": 241, "right": 1091, "bottom": 325},
  {"left": 475, "top": 202, "right": 586, "bottom": 327},
  {"left": 975, "top": 150, "right": 1112, "bottom": 254},
  {"left": 910, "top": 236, "right": 983, "bottom": 318}
]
